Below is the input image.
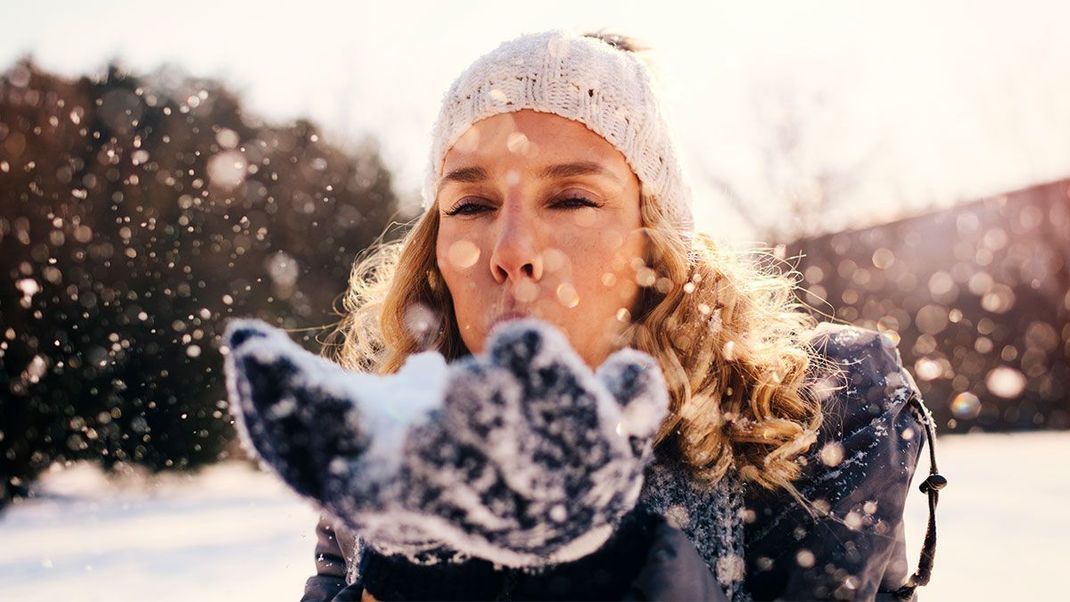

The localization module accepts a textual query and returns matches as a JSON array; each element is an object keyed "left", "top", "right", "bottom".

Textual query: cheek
[
  {"left": 438, "top": 228, "right": 483, "bottom": 278},
  {"left": 566, "top": 228, "right": 644, "bottom": 309},
  {"left": 437, "top": 232, "right": 491, "bottom": 321}
]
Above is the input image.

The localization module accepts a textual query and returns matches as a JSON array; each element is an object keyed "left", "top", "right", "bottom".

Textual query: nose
[{"left": 489, "top": 205, "right": 543, "bottom": 284}]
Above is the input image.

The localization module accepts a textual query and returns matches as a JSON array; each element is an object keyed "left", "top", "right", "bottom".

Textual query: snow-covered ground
[
  {"left": 901, "top": 431, "right": 1070, "bottom": 601},
  {"left": 1, "top": 431, "right": 1066, "bottom": 601},
  {"left": 0, "top": 461, "right": 321, "bottom": 601}
]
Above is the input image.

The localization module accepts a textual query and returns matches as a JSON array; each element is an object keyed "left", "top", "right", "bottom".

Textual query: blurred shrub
[{"left": 0, "top": 59, "right": 403, "bottom": 505}]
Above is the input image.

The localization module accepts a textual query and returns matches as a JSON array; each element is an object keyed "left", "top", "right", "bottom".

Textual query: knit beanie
[{"left": 420, "top": 29, "right": 695, "bottom": 237}]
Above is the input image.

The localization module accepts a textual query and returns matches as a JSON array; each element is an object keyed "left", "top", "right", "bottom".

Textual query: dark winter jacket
[
  {"left": 298, "top": 322, "right": 941, "bottom": 601},
  {"left": 741, "top": 323, "right": 936, "bottom": 601},
  {"left": 300, "top": 508, "right": 726, "bottom": 601}
]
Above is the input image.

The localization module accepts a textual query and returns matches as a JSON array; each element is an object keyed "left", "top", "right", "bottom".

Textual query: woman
[{"left": 287, "top": 29, "right": 943, "bottom": 601}]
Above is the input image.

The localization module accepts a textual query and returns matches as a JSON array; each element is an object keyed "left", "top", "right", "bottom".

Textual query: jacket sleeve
[
  {"left": 743, "top": 324, "right": 928, "bottom": 601},
  {"left": 299, "top": 514, "right": 352, "bottom": 602}
]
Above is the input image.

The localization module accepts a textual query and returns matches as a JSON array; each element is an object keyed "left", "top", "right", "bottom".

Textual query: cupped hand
[{"left": 223, "top": 316, "right": 669, "bottom": 567}]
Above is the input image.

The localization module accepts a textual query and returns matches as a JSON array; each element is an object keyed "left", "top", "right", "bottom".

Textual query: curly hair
[{"left": 322, "top": 31, "right": 842, "bottom": 500}]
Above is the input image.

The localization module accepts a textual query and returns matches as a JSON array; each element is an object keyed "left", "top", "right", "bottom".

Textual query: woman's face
[{"left": 435, "top": 109, "right": 647, "bottom": 368}]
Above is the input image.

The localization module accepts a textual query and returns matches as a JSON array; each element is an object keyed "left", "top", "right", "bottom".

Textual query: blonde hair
[
  {"left": 325, "top": 29, "right": 842, "bottom": 499},
  {"left": 324, "top": 189, "right": 841, "bottom": 498}
]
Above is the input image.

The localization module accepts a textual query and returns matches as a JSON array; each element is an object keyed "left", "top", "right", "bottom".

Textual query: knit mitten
[{"left": 222, "top": 316, "right": 669, "bottom": 567}]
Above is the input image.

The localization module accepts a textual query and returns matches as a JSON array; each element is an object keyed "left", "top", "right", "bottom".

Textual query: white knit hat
[{"left": 421, "top": 29, "right": 694, "bottom": 236}]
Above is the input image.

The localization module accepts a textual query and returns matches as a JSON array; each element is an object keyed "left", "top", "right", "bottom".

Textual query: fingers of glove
[
  {"left": 596, "top": 348, "right": 670, "bottom": 457},
  {"left": 434, "top": 361, "right": 552, "bottom": 499},
  {"left": 485, "top": 318, "right": 667, "bottom": 451},
  {"left": 412, "top": 360, "right": 566, "bottom": 538},
  {"left": 383, "top": 320, "right": 645, "bottom": 560},
  {"left": 224, "top": 320, "right": 303, "bottom": 487},
  {"left": 223, "top": 318, "right": 371, "bottom": 501},
  {"left": 482, "top": 319, "right": 616, "bottom": 451},
  {"left": 457, "top": 320, "right": 637, "bottom": 491}
]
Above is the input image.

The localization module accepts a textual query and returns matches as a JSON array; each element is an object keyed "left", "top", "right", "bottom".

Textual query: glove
[{"left": 223, "top": 316, "right": 669, "bottom": 568}]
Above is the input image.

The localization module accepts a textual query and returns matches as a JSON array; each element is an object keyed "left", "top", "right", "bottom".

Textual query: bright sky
[{"left": 5, "top": 0, "right": 1069, "bottom": 241}]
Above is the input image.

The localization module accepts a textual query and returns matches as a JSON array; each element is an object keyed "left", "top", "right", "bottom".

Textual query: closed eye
[
  {"left": 443, "top": 196, "right": 602, "bottom": 217},
  {"left": 444, "top": 201, "right": 491, "bottom": 217},
  {"left": 553, "top": 196, "right": 601, "bottom": 209}
]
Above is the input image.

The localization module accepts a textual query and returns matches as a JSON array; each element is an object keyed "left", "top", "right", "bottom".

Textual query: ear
[{"left": 223, "top": 318, "right": 371, "bottom": 502}]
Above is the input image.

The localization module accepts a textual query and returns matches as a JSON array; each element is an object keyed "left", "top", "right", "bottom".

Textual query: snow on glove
[{"left": 222, "top": 316, "right": 669, "bottom": 567}]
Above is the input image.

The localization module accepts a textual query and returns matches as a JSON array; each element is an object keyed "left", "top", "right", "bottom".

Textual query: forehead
[{"left": 442, "top": 109, "right": 629, "bottom": 172}]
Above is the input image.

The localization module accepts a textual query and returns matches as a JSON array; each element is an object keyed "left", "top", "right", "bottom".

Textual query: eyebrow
[
  {"left": 438, "top": 161, "right": 620, "bottom": 192},
  {"left": 539, "top": 161, "right": 619, "bottom": 182}
]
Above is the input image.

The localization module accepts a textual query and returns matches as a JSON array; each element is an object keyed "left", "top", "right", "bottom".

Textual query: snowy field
[{"left": 1, "top": 431, "right": 1066, "bottom": 601}]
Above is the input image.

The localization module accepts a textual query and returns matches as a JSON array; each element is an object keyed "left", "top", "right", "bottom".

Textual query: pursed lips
[{"left": 490, "top": 310, "right": 529, "bottom": 329}]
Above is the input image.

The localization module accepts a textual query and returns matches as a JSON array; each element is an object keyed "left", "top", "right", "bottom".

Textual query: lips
[{"left": 490, "top": 311, "right": 529, "bottom": 329}]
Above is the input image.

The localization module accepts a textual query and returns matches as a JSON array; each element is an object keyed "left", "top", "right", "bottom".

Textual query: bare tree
[{"left": 703, "top": 80, "right": 883, "bottom": 245}]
